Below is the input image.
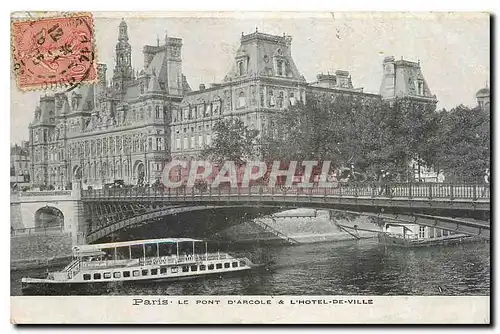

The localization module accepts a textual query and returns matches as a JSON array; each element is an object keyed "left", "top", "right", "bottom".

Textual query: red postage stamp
[{"left": 11, "top": 13, "right": 97, "bottom": 91}]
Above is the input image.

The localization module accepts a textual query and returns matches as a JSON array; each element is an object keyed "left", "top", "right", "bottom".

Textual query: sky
[{"left": 10, "top": 12, "right": 490, "bottom": 144}]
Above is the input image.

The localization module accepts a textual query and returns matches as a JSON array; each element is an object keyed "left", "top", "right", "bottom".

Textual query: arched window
[
  {"left": 276, "top": 60, "right": 283, "bottom": 76},
  {"left": 289, "top": 92, "right": 296, "bottom": 106},
  {"left": 238, "top": 61, "right": 244, "bottom": 76},
  {"left": 238, "top": 92, "right": 246, "bottom": 108},
  {"left": 115, "top": 161, "right": 120, "bottom": 177},
  {"left": 124, "top": 161, "right": 129, "bottom": 177}
]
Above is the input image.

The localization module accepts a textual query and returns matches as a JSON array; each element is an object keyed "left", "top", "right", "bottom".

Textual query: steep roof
[
  {"left": 147, "top": 70, "right": 162, "bottom": 93},
  {"left": 223, "top": 31, "right": 304, "bottom": 82}
]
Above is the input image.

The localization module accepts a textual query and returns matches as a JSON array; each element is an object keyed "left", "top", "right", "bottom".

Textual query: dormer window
[
  {"left": 238, "top": 61, "right": 245, "bottom": 76},
  {"left": 277, "top": 60, "right": 283, "bottom": 76},
  {"left": 417, "top": 80, "right": 424, "bottom": 95},
  {"left": 289, "top": 92, "right": 296, "bottom": 106}
]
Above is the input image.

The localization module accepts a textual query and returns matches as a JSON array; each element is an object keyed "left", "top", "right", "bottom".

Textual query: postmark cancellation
[{"left": 11, "top": 12, "right": 97, "bottom": 91}]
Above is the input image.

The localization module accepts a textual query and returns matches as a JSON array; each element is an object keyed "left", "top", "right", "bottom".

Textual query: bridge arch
[
  {"left": 133, "top": 160, "right": 145, "bottom": 184},
  {"left": 34, "top": 205, "right": 64, "bottom": 228},
  {"left": 85, "top": 205, "right": 281, "bottom": 244}
]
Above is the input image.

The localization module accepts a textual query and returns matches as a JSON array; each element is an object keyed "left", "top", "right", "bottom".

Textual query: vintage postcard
[{"left": 10, "top": 11, "right": 490, "bottom": 324}]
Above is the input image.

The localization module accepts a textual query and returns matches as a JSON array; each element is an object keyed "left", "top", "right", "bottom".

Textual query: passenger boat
[{"left": 21, "top": 238, "right": 257, "bottom": 294}]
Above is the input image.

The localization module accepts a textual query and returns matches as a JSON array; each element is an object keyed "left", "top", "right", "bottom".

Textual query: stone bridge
[
  {"left": 80, "top": 183, "right": 490, "bottom": 243},
  {"left": 10, "top": 183, "right": 84, "bottom": 245},
  {"left": 10, "top": 182, "right": 490, "bottom": 245}
]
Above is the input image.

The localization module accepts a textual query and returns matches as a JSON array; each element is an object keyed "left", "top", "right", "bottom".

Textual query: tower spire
[
  {"left": 113, "top": 19, "right": 133, "bottom": 94},
  {"left": 118, "top": 18, "right": 129, "bottom": 42}
]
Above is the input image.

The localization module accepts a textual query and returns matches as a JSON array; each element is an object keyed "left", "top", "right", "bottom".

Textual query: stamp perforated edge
[{"left": 11, "top": 11, "right": 99, "bottom": 93}]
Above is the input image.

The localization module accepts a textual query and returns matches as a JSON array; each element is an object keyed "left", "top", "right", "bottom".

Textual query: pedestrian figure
[
  {"left": 378, "top": 170, "right": 392, "bottom": 196},
  {"left": 482, "top": 168, "right": 490, "bottom": 197}
]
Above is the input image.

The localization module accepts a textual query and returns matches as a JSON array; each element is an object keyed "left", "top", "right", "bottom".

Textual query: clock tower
[{"left": 112, "top": 19, "right": 134, "bottom": 95}]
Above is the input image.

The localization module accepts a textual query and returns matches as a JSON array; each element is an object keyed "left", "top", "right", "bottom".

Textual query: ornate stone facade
[
  {"left": 171, "top": 32, "right": 422, "bottom": 160},
  {"left": 29, "top": 20, "right": 191, "bottom": 189},
  {"left": 28, "top": 23, "right": 437, "bottom": 188}
]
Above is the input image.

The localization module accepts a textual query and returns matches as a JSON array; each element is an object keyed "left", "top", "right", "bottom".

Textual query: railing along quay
[{"left": 81, "top": 183, "right": 490, "bottom": 201}]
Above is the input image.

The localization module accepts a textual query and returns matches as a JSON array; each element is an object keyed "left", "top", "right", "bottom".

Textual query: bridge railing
[
  {"left": 16, "top": 190, "right": 72, "bottom": 197},
  {"left": 81, "top": 183, "right": 490, "bottom": 201},
  {"left": 11, "top": 224, "right": 64, "bottom": 236}
]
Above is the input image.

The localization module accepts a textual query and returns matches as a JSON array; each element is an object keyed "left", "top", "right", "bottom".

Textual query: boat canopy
[
  {"left": 73, "top": 238, "right": 203, "bottom": 252},
  {"left": 73, "top": 249, "right": 106, "bottom": 257}
]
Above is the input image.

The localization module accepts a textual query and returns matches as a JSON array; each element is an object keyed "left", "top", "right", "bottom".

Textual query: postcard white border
[
  {"left": 4, "top": 0, "right": 497, "bottom": 332},
  {"left": 11, "top": 296, "right": 490, "bottom": 324}
]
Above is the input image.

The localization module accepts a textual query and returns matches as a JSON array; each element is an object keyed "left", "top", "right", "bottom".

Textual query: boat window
[
  {"left": 216, "top": 263, "right": 223, "bottom": 269},
  {"left": 133, "top": 270, "right": 140, "bottom": 277},
  {"left": 145, "top": 243, "right": 158, "bottom": 258},
  {"left": 123, "top": 271, "right": 130, "bottom": 278},
  {"left": 83, "top": 274, "right": 91, "bottom": 281},
  {"left": 142, "top": 269, "right": 148, "bottom": 276},
  {"left": 171, "top": 267, "right": 178, "bottom": 273},
  {"left": 160, "top": 266, "right": 168, "bottom": 274},
  {"left": 240, "top": 261, "right": 246, "bottom": 267},
  {"left": 151, "top": 268, "right": 158, "bottom": 275},
  {"left": 159, "top": 243, "right": 175, "bottom": 257},
  {"left": 103, "top": 272, "right": 112, "bottom": 279},
  {"left": 208, "top": 264, "right": 214, "bottom": 270},
  {"left": 116, "top": 246, "right": 130, "bottom": 260},
  {"left": 113, "top": 272, "right": 121, "bottom": 278},
  {"left": 182, "top": 266, "right": 189, "bottom": 272},
  {"left": 191, "top": 265, "right": 198, "bottom": 272},
  {"left": 199, "top": 265, "right": 206, "bottom": 271},
  {"left": 102, "top": 248, "right": 114, "bottom": 261},
  {"left": 130, "top": 245, "right": 144, "bottom": 259},
  {"left": 224, "top": 263, "right": 230, "bottom": 268},
  {"left": 232, "top": 262, "right": 238, "bottom": 268},
  {"left": 93, "top": 273, "right": 101, "bottom": 280}
]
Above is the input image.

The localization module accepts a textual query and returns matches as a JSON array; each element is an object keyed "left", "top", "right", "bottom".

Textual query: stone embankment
[
  {"left": 11, "top": 233, "right": 73, "bottom": 271},
  {"left": 218, "top": 209, "right": 381, "bottom": 245}
]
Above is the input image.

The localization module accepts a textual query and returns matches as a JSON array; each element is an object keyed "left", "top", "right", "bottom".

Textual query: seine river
[{"left": 11, "top": 238, "right": 490, "bottom": 296}]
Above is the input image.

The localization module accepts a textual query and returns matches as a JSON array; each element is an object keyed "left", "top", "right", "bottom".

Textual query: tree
[
  {"left": 356, "top": 98, "right": 438, "bottom": 180},
  {"left": 260, "top": 94, "right": 439, "bottom": 181},
  {"left": 433, "top": 105, "right": 490, "bottom": 181},
  {"left": 260, "top": 93, "right": 365, "bottom": 166},
  {"left": 200, "top": 117, "right": 260, "bottom": 165}
]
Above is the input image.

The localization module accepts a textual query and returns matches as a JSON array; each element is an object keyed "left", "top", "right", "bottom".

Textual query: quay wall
[
  {"left": 219, "top": 209, "right": 381, "bottom": 244},
  {"left": 11, "top": 233, "right": 73, "bottom": 271}
]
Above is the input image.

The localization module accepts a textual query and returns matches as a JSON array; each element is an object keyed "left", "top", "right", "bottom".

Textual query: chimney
[{"left": 199, "top": 84, "right": 206, "bottom": 90}]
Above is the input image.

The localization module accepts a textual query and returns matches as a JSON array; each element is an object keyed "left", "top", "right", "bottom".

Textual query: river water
[{"left": 11, "top": 238, "right": 490, "bottom": 296}]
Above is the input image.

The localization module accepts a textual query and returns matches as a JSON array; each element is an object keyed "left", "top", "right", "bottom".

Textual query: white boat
[{"left": 21, "top": 238, "right": 257, "bottom": 294}]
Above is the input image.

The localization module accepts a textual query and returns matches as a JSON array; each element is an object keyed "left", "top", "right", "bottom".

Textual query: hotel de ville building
[{"left": 28, "top": 20, "right": 436, "bottom": 189}]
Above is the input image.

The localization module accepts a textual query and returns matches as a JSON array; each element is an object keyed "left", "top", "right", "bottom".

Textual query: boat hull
[
  {"left": 21, "top": 265, "right": 260, "bottom": 295},
  {"left": 377, "top": 232, "right": 486, "bottom": 248}
]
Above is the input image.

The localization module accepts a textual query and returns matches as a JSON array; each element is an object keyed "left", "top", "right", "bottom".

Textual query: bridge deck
[{"left": 81, "top": 184, "right": 490, "bottom": 215}]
